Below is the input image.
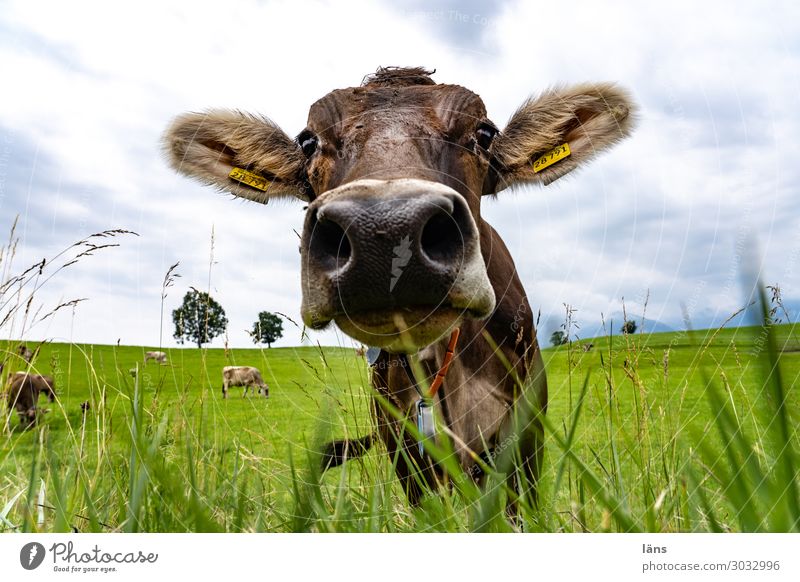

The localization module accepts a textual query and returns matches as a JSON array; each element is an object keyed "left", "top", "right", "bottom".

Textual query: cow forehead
[{"left": 306, "top": 84, "right": 488, "bottom": 132}]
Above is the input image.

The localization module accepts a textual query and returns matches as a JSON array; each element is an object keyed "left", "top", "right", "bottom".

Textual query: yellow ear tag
[
  {"left": 532, "top": 143, "right": 571, "bottom": 173},
  {"left": 228, "top": 167, "right": 270, "bottom": 192}
]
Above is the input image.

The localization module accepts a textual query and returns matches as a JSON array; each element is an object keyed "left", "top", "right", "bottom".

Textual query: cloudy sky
[{"left": 1, "top": 0, "right": 798, "bottom": 348}]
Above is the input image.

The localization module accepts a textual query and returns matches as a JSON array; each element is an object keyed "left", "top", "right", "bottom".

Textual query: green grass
[
  {"left": 1, "top": 317, "right": 799, "bottom": 532},
  {"left": 0, "top": 342, "right": 375, "bottom": 531}
]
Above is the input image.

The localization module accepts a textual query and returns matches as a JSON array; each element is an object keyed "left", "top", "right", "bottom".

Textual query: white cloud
[{"left": 1, "top": 0, "right": 799, "bottom": 348}]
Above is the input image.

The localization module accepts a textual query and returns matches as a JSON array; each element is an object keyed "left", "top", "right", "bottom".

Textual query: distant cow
[
  {"left": 5, "top": 372, "right": 56, "bottom": 428},
  {"left": 222, "top": 366, "right": 269, "bottom": 398},
  {"left": 17, "top": 344, "right": 34, "bottom": 363},
  {"left": 582, "top": 343, "right": 594, "bottom": 352},
  {"left": 144, "top": 351, "right": 167, "bottom": 364}
]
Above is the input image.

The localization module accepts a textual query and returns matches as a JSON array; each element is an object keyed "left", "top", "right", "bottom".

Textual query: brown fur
[
  {"left": 493, "top": 83, "right": 636, "bottom": 187},
  {"left": 164, "top": 67, "right": 636, "bottom": 505},
  {"left": 164, "top": 111, "right": 305, "bottom": 202},
  {"left": 361, "top": 66, "right": 437, "bottom": 87},
  {"left": 6, "top": 372, "right": 56, "bottom": 428},
  {"left": 17, "top": 344, "right": 34, "bottom": 363}
]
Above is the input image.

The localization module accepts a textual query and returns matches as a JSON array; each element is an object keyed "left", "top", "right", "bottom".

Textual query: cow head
[{"left": 165, "top": 68, "right": 635, "bottom": 352}]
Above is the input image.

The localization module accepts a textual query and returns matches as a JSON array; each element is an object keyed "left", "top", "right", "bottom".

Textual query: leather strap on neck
[{"left": 427, "top": 328, "right": 460, "bottom": 398}]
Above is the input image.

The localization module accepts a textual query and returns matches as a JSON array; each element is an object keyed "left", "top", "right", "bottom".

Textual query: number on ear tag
[
  {"left": 229, "top": 167, "right": 270, "bottom": 191},
  {"left": 532, "top": 143, "right": 571, "bottom": 173}
]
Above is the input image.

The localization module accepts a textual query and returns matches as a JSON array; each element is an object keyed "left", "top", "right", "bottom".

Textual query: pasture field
[{"left": 1, "top": 321, "right": 799, "bottom": 533}]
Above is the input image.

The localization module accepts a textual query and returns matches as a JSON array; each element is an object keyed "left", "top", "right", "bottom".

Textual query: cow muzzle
[{"left": 300, "top": 179, "right": 495, "bottom": 352}]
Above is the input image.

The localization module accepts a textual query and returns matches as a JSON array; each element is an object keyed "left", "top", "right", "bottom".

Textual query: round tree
[
  {"left": 172, "top": 289, "right": 228, "bottom": 348},
  {"left": 250, "top": 311, "right": 284, "bottom": 348},
  {"left": 550, "top": 330, "right": 568, "bottom": 347}
]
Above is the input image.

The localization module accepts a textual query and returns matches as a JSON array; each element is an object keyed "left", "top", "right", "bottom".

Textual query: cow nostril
[
  {"left": 310, "top": 217, "right": 352, "bottom": 271},
  {"left": 420, "top": 208, "right": 462, "bottom": 265}
]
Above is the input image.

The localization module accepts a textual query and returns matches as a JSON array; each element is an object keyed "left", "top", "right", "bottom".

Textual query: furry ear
[
  {"left": 163, "top": 110, "right": 307, "bottom": 203},
  {"left": 491, "top": 83, "right": 636, "bottom": 190}
]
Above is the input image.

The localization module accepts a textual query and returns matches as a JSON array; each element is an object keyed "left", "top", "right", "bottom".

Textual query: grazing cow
[
  {"left": 222, "top": 366, "right": 269, "bottom": 398},
  {"left": 5, "top": 372, "right": 56, "bottom": 427},
  {"left": 165, "top": 67, "right": 635, "bottom": 504},
  {"left": 144, "top": 351, "right": 167, "bottom": 364},
  {"left": 17, "top": 344, "right": 34, "bottom": 363},
  {"left": 582, "top": 343, "right": 594, "bottom": 352}
]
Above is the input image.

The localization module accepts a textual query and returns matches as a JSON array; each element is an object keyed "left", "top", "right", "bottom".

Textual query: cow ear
[
  {"left": 490, "top": 83, "right": 636, "bottom": 191},
  {"left": 163, "top": 110, "right": 308, "bottom": 203}
]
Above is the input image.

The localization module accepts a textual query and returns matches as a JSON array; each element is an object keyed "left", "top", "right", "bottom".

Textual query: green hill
[{"left": 1, "top": 323, "right": 798, "bottom": 532}]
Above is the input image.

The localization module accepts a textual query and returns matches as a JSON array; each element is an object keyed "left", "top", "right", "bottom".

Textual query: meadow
[{"left": 1, "top": 318, "right": 798, "bottom": 532}]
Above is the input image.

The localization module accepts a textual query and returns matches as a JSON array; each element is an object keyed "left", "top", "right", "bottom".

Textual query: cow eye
[
  {"left": 297, "top": 131, "right": 318, "bottom": 158},
  {"left": 475, "top": 123, "right": 497, "bottom": 150}
]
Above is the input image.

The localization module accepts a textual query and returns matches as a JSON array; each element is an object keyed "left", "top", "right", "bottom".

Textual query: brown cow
[
  {"left": 17, "top": 344, "right": 34, "bottom": 363},
  {"left": 144, "top": 351, "right": 168, "bottom": 364},
  {"left": 164, "top": 67, "right": 635, "bottom": 505},
  {"left": 5, "top": 372, "right": 56, "bottom": 428},
  {"left": 222, "top": 366, "right": 269, "bottom": 398}
]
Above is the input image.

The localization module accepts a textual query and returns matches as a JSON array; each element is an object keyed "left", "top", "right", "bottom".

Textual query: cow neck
[{"left": 393, "top": 328, "right": 460, "bottom": 426}]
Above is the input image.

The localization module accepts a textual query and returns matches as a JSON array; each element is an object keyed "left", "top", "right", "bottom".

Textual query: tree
[
  {"left": 550, "top": 330, "right": 568, "bottom": 347},
  {"left": 622, "top": 319, "right": 637, "bottom": 335},
  {"left": 250, "top": 311, "right": 284, "bottom": 348},
  {"left": 172, "top": 289, "right": 228, "bottom": 348}
]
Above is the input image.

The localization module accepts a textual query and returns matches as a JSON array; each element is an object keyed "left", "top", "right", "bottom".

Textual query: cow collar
[
  {"left": 395, "top": 328, "right": 460, "bottom": 455},
  {"left": 422, "top": 327, "right": 460, "bottom": 399},
  {"left": 370, "top": 328, "right": 460, "bottom": 399},
  {"left": 370, "top": 328, "right": 460, "bottom": 449}
]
